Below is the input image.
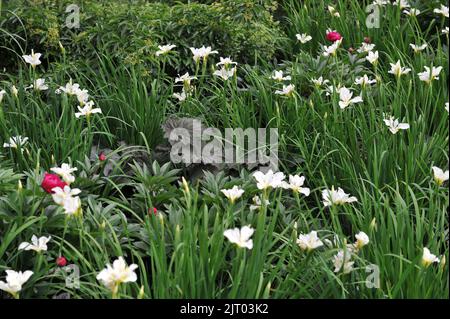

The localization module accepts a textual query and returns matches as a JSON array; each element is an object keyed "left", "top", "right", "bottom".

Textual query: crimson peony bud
[
  {"left": 41, "top": 173, "right": 67, "bottom": 194},
  {"left": 99, "top": 152, "right": 106, "bottom": 161},
  {"left": 56, "top": 256, "right": 67, "bottom": 267},
  {"left": 326, "top": 31, "right": 342, "bottom": 42}
]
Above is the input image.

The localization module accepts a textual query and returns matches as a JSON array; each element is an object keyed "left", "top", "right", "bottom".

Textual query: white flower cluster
[{"left": 50, "top": 163, "right": 82, "bottom": 217}]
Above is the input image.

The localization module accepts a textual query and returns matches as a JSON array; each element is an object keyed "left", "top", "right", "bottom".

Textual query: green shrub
[{"left": 0, "top": 0, "right": 284, "bottom": 72}]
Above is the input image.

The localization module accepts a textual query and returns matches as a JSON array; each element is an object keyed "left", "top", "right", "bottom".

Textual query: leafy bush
[
  {"left": 0, "top": 0, "right": 284, "bottom": 72},
  {"left": 0, "top": 0, "right": 448, "bottom": 300}
]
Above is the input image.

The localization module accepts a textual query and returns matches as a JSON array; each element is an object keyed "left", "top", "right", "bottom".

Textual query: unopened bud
[
  {"left": 11, "top": 85, "right": 18, "bottom": 98},
  {"left": 370, "top": 218, "right": 377, "bottom": 231},
  {"left": 59, "top": 41, "right": 65, "bottom": 54},
  {"left": 181, "top": 176, "right": 190, "bottom": 194},
  {"left": 440, "top": 255, "right": 446, "bottom": 271},
  {"left": 138, "top": 285, "right": 145, "bottom": 299}
]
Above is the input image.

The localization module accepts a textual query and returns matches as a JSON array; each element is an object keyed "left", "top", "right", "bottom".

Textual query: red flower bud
[
  {"left": 41, "top": 173, "right": 67, "bottom": 194},
  {"left": 56, "top": 256, "right": 67, "bottom": 267},
  {"left": 364, "top": 36, "right": 371, "bottom": 44},
  {"left": 99, "top": 152, "right": 106, "bottom": 161},
  {"left": 326, "top": 31, "right": 342, "bottom": 42},
  {"left": 149, "top": 207, "right": 157, "bottom": 216}
]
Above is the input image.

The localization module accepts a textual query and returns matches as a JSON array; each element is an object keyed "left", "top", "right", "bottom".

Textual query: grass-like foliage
[{"left": 0, "top": 0, "right": 448, "bottom": 299}]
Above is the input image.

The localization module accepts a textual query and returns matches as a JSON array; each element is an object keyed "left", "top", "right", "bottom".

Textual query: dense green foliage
[
  {"left": 0, "top": 0, "right": 283, "bottom": 72},
  {"left": 0, "top": 0, "right": 448, "bottom": 299}
]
